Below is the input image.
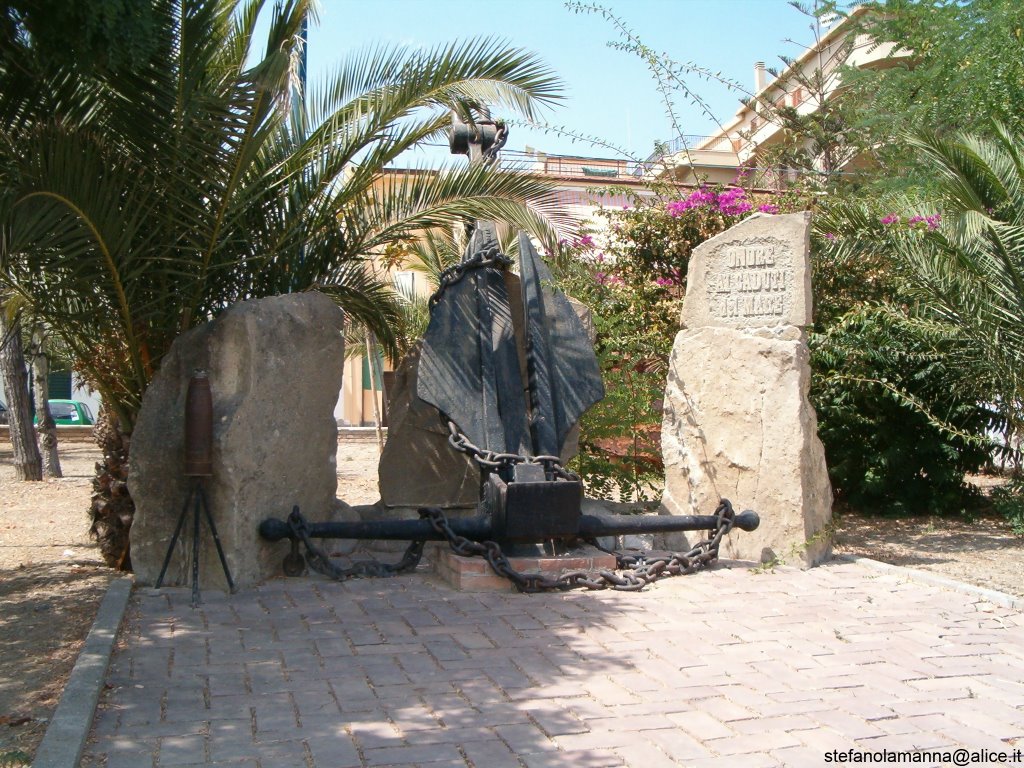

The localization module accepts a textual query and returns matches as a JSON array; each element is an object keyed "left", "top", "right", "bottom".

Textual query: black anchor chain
[
  {"left": 282, "top": 502, "right": 736, "bottom": 593},
  {"left": 418, "top": 500, "right": 737, "bottom": 594},
  {"left": 284, "top": 506, "right": 425, "bottom": 580}
]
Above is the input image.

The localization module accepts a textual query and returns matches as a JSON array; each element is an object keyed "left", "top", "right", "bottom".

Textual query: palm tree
[
  {"left": 814, "top": 123, "right": 1024, "bottom": 464},
  {"left": 0, "top": 0, "right": 570, "bottom": 565}
]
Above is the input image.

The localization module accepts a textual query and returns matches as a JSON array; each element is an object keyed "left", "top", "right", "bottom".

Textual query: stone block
[
  {"left": 377, "top": 343, "right": 480, "bottom": 509},
  {"left": 129, "top": 292, "right": 345, "bottom": 589},
  {"left": 661, "top": 327, "right": 831, "bottom": 566},
  {"left": 681, "top": 211, "right": 812, "bottom": 331},
  {"left": 433, "top": 546, "right": 616, "bottom": 592}
]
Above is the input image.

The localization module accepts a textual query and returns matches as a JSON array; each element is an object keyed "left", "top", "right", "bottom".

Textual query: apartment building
[{"left": 650, "top": 10, "right": 906, "bottom": 187}]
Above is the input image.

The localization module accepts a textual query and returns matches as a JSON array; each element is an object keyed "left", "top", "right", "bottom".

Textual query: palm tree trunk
[
  {"left": 0, "top": 314, "right": 42, "bottom": 481},
  {"left": 365, "top": 332, "right": 385, "bottom": 454},
  {"left": 30, "top": 323, "right": 61, "bottom": 478},
  {"left": 90, "top": 403, "right": 133, "bottom": 569}
]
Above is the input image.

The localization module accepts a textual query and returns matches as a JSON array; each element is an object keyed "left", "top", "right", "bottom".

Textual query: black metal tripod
[{"left": 155, "top": 476, "right": 234, "bottom": 606}]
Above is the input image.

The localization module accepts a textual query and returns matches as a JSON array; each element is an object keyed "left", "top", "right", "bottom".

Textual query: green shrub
[{"left": 991, "top": 481, "right": 1024, "bottom": 537}]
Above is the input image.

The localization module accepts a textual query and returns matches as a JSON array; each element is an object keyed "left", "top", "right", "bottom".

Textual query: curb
[
  {"left": 32, "top": 576, "right": 133, "bottom": 768},
  {"left": 835, "top": 553, "right": 1023, "bottom": 611}
]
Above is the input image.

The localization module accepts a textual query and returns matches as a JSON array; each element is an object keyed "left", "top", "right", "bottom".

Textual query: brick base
[{"left": 433, "top": 545, "right": 616, "bottom": 592}]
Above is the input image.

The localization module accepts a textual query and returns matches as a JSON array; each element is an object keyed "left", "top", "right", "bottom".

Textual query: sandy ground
[
  {"left": 0, "top": 443, "right": 112, "bottom": 763},
  {"left": 0, "top": 436, "right": 1022, "bottom": 763}
]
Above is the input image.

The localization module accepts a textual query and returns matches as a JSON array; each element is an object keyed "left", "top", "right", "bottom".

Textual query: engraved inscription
[{"left": 706, "top": 239, "right": 793, "bottom": 326}]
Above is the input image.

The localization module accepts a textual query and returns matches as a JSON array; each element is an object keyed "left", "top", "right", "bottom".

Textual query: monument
[
  {"left": 129, "top": 292, "right": 345, "bottom": 589},
  {"left": 660, "top": 211, "right": 833, "bottom": 566}
]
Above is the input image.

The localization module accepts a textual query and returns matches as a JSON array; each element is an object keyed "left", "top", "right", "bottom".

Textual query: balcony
[{"left": 496, "top": 149, "right": 655, "bottom": 181}]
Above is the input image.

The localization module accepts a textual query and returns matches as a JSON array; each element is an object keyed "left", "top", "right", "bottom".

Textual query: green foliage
[
  {"left": 810, "top": 305, "right": 993, "bottom": 514},
  {"left": 1, "top": 0, "right": 160, "bottom": 74},
  {"left": 555, "top": 243, "right": 673, "bottom": 501},
  {"left": 562, "top": 0, "right": 1021, "bottom": 518},
  {"left": 0, "top": 0, "right": 569, "bottom": 435},
  {"left": 991, "top": 480, "right": 1024, "bottom": 537},
  {"left": 846, "top": 0, "right": 1024, "bottom": 193},
  {"left": 809, "top": 123, "right": 1024, "bottom": 514},
  {"left": 816, "top": 125, "right": 1024, "bottom": 457}
]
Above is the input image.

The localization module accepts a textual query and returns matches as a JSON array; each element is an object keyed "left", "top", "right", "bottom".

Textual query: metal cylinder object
[
  {"left": 184, "top": 370, "right": 213, "bottom": 477},
  {"left": 257, "top": 509, "right": 760, "bottom": 544},
  {"left": 449, "top": 113, "right": 497, "bottom": 157}
]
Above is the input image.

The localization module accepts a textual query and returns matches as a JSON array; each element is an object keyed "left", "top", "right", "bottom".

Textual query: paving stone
[
  {"left": 104, "top": 752, "right": 158, "bottom": 768},
  {"left": 704, "top": 729, "right": 802, "bottom": 755},
  {"left": 521, "top": 747, "right": 626, "bottom": 767},
  {"left": 459, "top": 737, "right": 521, "bottom": 768},
  {"left": 362, "top": 743, "right": 465, "bottom": 766},
  {"left": 303, "top": 732, "right": 361, "bottom": 767},
  {"left": 85, "top": 562, "right": 1024, "bottom": 767},
  {"left": 493, "top": 723, "right": 559, "bottom": 755},
  {"left": 157, "top": 733, "right": 206, "bottom": 765}
]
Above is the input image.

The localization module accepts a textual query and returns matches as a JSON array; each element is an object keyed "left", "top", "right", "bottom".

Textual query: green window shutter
[
  {"left": 362, "top": 354, "right": 384, "bottom": 390},
  {"left": 48, "top": 370, "right": 73, "bottom": 399}
]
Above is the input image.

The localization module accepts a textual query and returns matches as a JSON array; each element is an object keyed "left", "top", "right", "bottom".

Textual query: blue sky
[{"left": 300, "top": 0, "right": 834, "bottom": 163}]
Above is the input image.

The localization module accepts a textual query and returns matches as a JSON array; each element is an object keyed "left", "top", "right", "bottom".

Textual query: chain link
[
  {"left": 446, "top": 420, "right": 578, "bottom": 481},
  {"left": 281, "top": 503, "right": 734, "bottom": 592},
  {"left": 428, "top": 245, "right": 512, "bottom": 309},
  {"left": 425, "top": 244, "right": 577, "bottom": 482},
  {"left": 482, "top": 120, "right": 508, "bottom": 163},
  {"left": 286, "top": 507, "right": 426, "bottom": 580},
  {"left": 419, "top": 501, "right": 737, "bottom": 594}
]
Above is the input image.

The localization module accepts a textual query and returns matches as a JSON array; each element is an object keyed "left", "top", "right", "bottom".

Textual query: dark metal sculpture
[{"left": 259, "top": 112, "right": 759, "bottom": 591}]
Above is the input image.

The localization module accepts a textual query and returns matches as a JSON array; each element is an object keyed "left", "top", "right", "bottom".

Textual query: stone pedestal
[
  {"left": 129, "top": 292, "right": 345, "bottom": 589},
  {"left": 661, "top": 212, "right": 832, "bottom": 566}
]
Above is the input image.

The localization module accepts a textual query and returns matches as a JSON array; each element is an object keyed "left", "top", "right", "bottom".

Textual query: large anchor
[{"left": 259, "top": 111, "right": 759, "bottom": 590}]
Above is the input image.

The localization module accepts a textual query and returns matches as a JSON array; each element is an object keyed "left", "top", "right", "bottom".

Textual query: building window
[{"left": 393, "top": 270, "right": 417, "bottom": 299}]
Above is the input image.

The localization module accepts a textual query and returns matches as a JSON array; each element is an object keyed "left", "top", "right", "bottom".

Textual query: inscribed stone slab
[{"left": 681, "top": 212, "right": 812, "bottom": 330}]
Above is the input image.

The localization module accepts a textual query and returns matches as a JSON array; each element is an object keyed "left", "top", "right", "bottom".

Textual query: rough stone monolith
[
  {"left": 129, "top": 292, "right": 345, "bottom": 589},
  {"left": 660, "top": 212, "right": 832, "bottom": 566}
]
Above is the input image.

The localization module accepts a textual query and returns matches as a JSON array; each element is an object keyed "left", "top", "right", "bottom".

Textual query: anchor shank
[
  {"left": 259, "top": 515, "right": 492, "bottom": 543},
  {"left": 259, "top": 510, "right": 759, "bottom": 543},
  {"left": 578, "top": 510, "right": 760, "bottom": 538}
]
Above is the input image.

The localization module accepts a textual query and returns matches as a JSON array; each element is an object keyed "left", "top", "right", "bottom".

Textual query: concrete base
[{"left": 433, "top": 544, "right": 615, "bottom": 592}]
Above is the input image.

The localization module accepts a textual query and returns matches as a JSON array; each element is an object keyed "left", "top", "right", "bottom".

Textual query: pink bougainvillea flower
[
  {"left": 758, "top": 203, "right": 779, "bottom": 214},
  {"left": 716, "top": 187, "right": 751, "bottom": 216},
  {"left": 880, "top": 214, "right": 899, "bottom": 225}
]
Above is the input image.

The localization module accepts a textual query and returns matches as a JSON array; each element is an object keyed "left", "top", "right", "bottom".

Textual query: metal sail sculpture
[{"left": 417, "top": 221, "right": 604, "bottom": 473}]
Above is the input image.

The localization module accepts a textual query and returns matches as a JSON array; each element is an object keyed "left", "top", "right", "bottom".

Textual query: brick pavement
[{"left": 82, "top": 560, "right": 1024, "bottom": 767}]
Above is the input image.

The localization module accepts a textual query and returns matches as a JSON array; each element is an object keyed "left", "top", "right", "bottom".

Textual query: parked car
[
  {"left": 0, "top": 400, "right": 7, "bottom": 425},
  {"left": 42, "top": 399, "right": 96, "bottom": 426}
]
